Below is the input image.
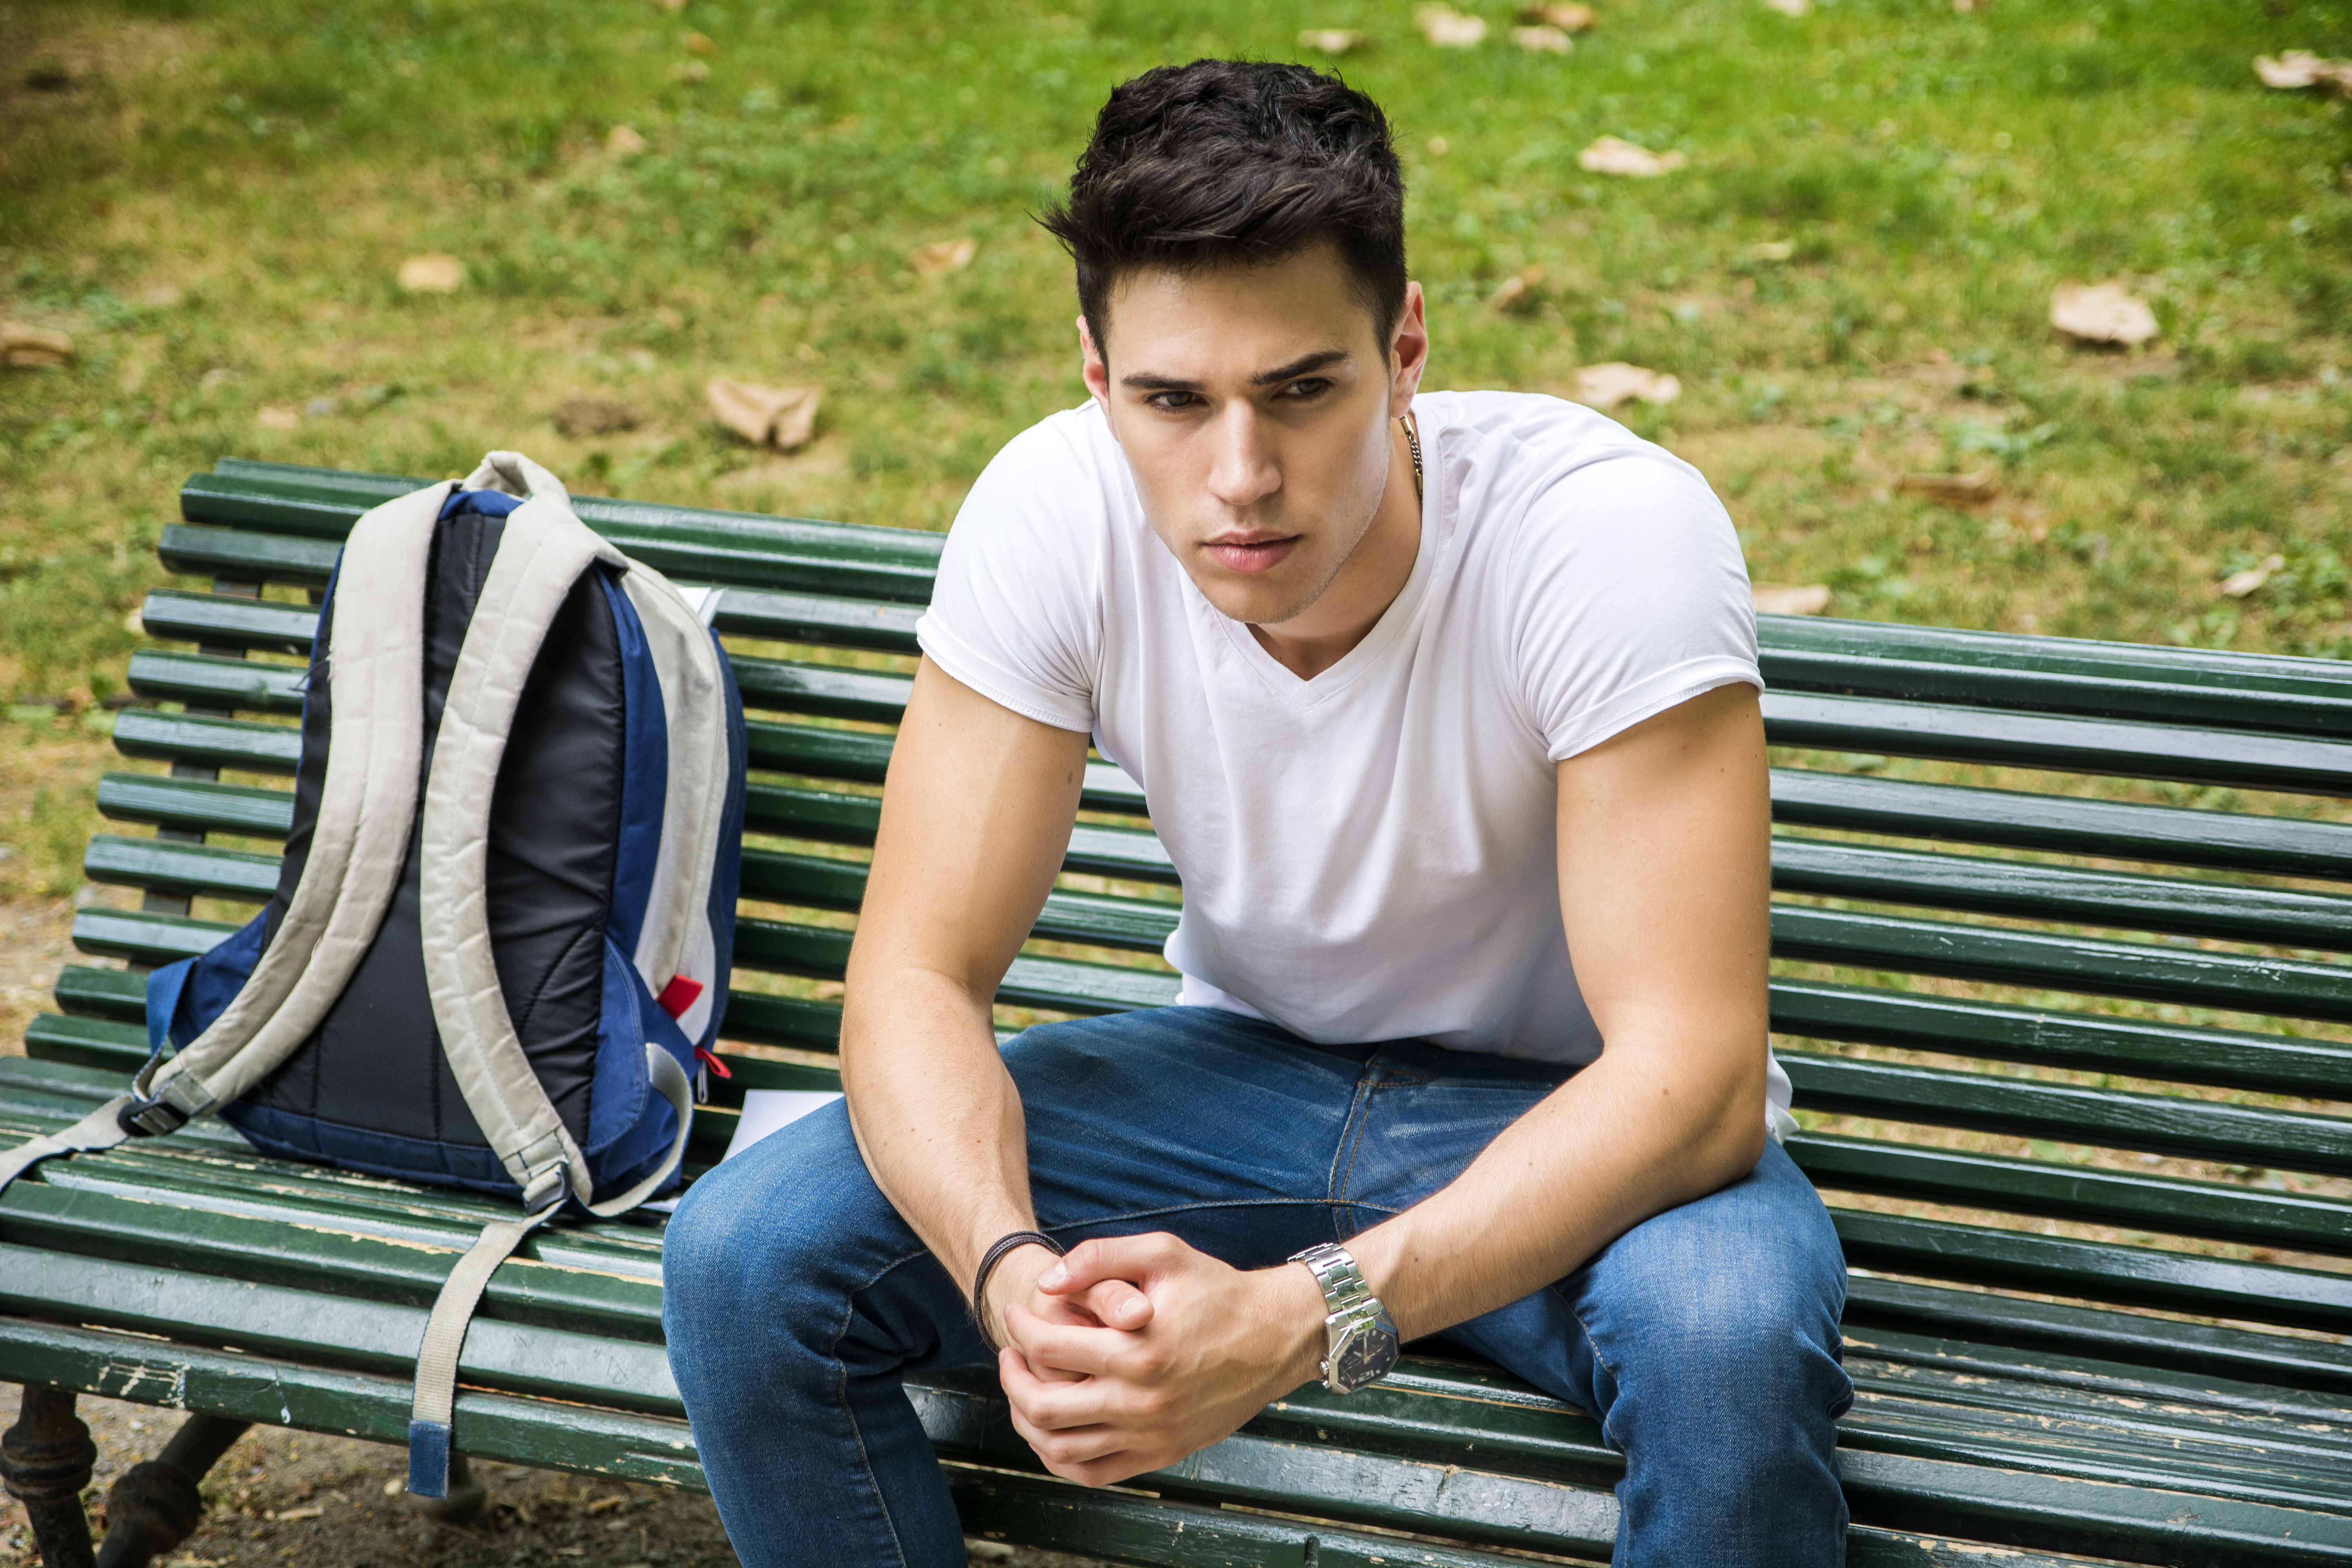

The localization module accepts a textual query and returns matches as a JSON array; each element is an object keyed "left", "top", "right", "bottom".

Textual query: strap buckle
[{"left": 116, "top": 1076, "right": 214, "bottom": 1138}]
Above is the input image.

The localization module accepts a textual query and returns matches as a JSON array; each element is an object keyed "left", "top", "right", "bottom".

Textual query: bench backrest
[{"left": 51, "top": 457, "right": 2352, "bottom": 1394}]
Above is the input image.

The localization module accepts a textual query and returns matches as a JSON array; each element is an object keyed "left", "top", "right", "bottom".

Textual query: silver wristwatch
[{"left": 1289, "top": 1242, "right": 1399, "bottom": 1395}]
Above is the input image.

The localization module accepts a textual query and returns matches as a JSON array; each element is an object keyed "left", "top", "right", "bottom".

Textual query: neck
[{"left": 1250, "top": 419, "right": 1423, "bottom": 680}]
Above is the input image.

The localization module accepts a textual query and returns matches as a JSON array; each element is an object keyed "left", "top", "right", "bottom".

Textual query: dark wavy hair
[{"left": 1040, "top": 60, "right": 1408, "bottom": 357}]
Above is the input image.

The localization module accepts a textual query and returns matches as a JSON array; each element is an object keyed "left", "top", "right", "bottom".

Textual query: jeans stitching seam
[
  {"left": 1558, "top": 1287, "right": 1629, "bottom": 1452},
  {"left": 826, "top": 1279, "right": 916, "bottom": 1567},
  {"left": 1331, "top": 1064, "right": 1383, "bottom": 1223}
]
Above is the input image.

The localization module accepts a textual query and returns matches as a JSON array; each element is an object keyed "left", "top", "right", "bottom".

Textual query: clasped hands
[{"left": 981, "top": 1232, "right": 1328, "bottom": 1486}]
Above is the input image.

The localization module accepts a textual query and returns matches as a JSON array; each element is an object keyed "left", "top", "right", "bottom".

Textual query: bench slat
[
  {"left": 1844, "top": 1275, "right": 2352, "bottom": 1398},
  {"left": 1782, "top": 1051, "right": 2352, "bottom": 1175},
  {"left": 1773, "top": 835, "right": 2352, "bottom": 951},
  {"left": 1771, "top": 768, "right": 2352, "bottom": 883},
  {"left": 1791, "top": 1132, "right": 2352, "bottom": 1255},
  {"left": 1771, "top": 979, "right": 2352, "bottom": 1100},
  {"left": 1760, "top": 615, "right": 2352, "bottom": 739},
  {"left": 127, "top": 648, "right": 305, "bottom": 715},
  {"left": 156, "top": 527, "right": 932, "bottom": 654},
  {"left": 0, "top": 1316, "right": 707, "bottom": 1485},
  {"left": 182, "top": 472, "right": 947, "bottom": 603},
  {"left": 1834, "top": 1208, "right": 2352, "bottom": 1337},
  {"left": 96, "top": 773, "right": 297, "bottom": 839},
  {"left": 1768, "top": 691, "right": 2352, "bottom": 797},
  {"left": 1774, "top": 904, "right": 2352, "bottom": 1024}
]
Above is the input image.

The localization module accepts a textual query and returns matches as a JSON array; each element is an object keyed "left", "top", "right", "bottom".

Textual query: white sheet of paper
[
  {"left": 725, "top": 1088, "right": 844, "bottom": 1160},
  {"left": 642, "top": 1088, "right": 843, "bottom": 1213}
]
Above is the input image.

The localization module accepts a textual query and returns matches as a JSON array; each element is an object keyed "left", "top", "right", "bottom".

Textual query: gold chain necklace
[{"left": 1402, "top": 411, "right": 1424, "bottom": 505}]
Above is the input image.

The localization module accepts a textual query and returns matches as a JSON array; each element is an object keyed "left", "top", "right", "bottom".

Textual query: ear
[
  {"left": 1078, "top": 315, "right": 1111, "bottom": 412},
  {"left": 1387, "top": 282, "right": 1429, "bottom": 420}
]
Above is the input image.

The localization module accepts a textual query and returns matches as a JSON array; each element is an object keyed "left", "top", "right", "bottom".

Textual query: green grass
[{"left": 1, "top": 0, "right": 2348, "bottom": 702}]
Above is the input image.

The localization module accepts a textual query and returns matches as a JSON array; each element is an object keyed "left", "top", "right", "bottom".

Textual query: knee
[
  {"left": 1594, "top": 1158, "right": 1851, "bottom": 1418},
  {"left": 661, "top": 1106, "right": 870, "bottom": 1343}
]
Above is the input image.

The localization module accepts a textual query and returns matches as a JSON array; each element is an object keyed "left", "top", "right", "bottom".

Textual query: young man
[{"left": 664, "top": 60, "right": 1851, "bottom": 1568}]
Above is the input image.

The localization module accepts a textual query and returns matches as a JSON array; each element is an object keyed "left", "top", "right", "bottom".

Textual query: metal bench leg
[
  {"left": 1, "top": 1385, "right": 97, "bottom": 1568},
  {"left": 93, "top": 1413, "right": 250, "bottom": 1568},
  {"left": 403, "top": 1450, "right": 487, "bottom": 1524}
]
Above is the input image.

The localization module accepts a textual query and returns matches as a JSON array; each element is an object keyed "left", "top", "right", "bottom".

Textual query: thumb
[{"left": 1076, "top": 1277, "right": 1154, "bottom": 1330}]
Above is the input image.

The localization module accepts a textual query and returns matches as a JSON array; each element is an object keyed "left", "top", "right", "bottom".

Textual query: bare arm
[
  {"left": 839, "top": 657, "right": 1093, "bottom": 1317},
  {"left": 1345, "top": 679, "right": 1772, "bottom": 1336},
  {"left": 1007, "top": 681, "right": 1773, "bottom": 1482}
]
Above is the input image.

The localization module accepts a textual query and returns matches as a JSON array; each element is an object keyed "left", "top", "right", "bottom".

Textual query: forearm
[
  {"left": 838, "top": 965, "right": 1037, "bottom": 1294},
  {"left": 1347, "top": 1034, "right": 1766, "bottom": 1341}
]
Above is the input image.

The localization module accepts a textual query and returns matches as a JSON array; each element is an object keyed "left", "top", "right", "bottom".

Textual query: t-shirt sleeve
[
  {"left": 914, "top": 413, "right": 1105, "bottom": 733},
  {"left": 1512, "top": 448, "right": 1761, "bottom": 762}
]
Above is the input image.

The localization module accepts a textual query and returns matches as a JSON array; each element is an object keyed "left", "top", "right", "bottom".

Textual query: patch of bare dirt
[{"left": 0, "top": 1387, "right": 1113, "bottom": 1568}]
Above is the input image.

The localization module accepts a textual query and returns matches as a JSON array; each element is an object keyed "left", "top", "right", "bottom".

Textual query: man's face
[{"left": 1082, "top": 245, "right": 1426, "bottom": 628}]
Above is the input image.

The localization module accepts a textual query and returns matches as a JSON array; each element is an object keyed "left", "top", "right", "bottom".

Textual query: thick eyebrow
[{"left": 1118, "top": 348, "right": 1352, "bottom": 394}]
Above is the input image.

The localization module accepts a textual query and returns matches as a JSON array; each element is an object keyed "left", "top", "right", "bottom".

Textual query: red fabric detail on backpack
[
  {"left": 695, "top": 1046, "right": 732, "bottom": 1080},
  {"left": 657, "top": 975, "right": 705, "bottom": 1019}
]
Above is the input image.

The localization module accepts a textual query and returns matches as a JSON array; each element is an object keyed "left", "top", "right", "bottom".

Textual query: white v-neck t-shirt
[{"left": 918, "top": 389, "right": 1793, "bottom": 1138}]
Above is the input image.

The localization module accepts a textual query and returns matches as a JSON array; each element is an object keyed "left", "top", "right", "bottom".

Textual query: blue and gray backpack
[{"left": 0, "top": 452, "right": 747, "bottom": 1497}]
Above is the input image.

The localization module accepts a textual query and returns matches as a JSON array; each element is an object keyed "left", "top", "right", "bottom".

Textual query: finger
[
  {"left": 1039, "top": 1232, "right": 1189, "bottom": 1295},
  {"left": 1004, "top": 1301, "right": 1125, "bottom": 1379},
  {"left": 1002, "top": 1345, "right": 1110, "bottom": 1429},
  {"left": 1073, "top": 1276, "right": 1154, "bottom": 1330}
]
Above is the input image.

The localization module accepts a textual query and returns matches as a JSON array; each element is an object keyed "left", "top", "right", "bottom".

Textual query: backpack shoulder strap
[
  {"left": 138, "top": 480, "right": 452, "bottom": 1117},
  {"left": 413, "top": 465, "right": 625, "bottom": 1207},
  {"left": 0, "top": 479, "right": 450, "bottom": 1187}
]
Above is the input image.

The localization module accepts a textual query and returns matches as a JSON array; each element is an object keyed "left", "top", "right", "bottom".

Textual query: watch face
[{"left": 1330, "top": 1318, "right": 1400, "bottom": 1393}]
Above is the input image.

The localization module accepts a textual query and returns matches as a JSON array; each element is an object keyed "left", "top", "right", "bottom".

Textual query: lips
[{"left": 1203, "top": 536, "right": 1299, "bottom": 575}]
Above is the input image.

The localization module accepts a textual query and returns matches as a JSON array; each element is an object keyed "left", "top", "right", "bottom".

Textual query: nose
[{"left": 1204, "top": 399, "right": 1281, "bottom": 511}]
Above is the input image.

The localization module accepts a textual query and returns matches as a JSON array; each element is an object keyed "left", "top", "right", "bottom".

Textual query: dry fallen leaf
[
  {"left": 607, "top": 124, "right": 648, "bottom": 156},
  {"left": 1897, "top": 472, "right": 2000, "bottom": 507},
  {"left": 683, "top": 30, "right": 713, "bottom": 54},
  {"left": 1416, "top": 5, "right": 1488, "bottom": 46},
  {"left": 2221, "top": 554, "right": 2286, "bottom": 598},
  {"left": 2051, "top": 280, "right": 2158, "bottom": 347},
  {"left": 1512, "top": 25, "right": 1573, "bottom": 52},
  {"left": 1488, "top": 266, "right": 1547, "bottom": 314},
  {"left": 1, "top": 322, "right": 73, "bottom": 368},
  {"left": 1519, "top": 3, "right": 1597, "bottom": 31},
  {"left": 397, "top": 254, "right": 464, "bottom": 294},
  {"left": 1571, "top": 362, "right": 1681, "bottom": 410},
  {"left": 909, "top": 237, "right": 978, "bottom": 278},
  {"left": 707, "top": 379, "right": 821, "bottom": 451},
  {"left": 1766, "top": 0, "right": 1809, "bottom": 15},
  {"left": 1752, "top": 584, "right": 1832, "bottom": 616},
  {"left": 256, "top": 407, "right": 300, "bottom": 431},
  {"left": 2255, "top": 52, "right": 2352, "bottom": 93},
  {"left": 1299, "top": 28, "right": 1369, "bottom": 54},
  {"left": 1578, "top": 136, "right": 1686, "bottom": 177},
  {"left": 554, "top": 399, "right": 640, "bottom": 437}
]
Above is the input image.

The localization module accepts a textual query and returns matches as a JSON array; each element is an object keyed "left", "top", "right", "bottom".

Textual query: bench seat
[{"left": 3, "top": 456, "right": 2351, "bottom": 1567}]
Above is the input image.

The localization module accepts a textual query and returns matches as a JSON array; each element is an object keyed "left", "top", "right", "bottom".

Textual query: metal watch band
[{"left": 1292, "top": 1241, "right": 1377, "bottom": 1316}]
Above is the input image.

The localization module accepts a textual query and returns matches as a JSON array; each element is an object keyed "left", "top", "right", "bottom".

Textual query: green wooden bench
[{"left": 3, "top": 455, "right": 2351, "bottom": 1568}]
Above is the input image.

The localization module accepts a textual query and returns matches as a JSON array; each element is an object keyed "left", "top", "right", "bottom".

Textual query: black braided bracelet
[{"left": 971, "top": 1229, "right": 1066, "bottom": 1351}]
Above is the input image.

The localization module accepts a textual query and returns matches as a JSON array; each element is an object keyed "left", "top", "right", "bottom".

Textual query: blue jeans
[{"left": 663, "top": 1008, "right": 1853, "bottom": 1567}]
